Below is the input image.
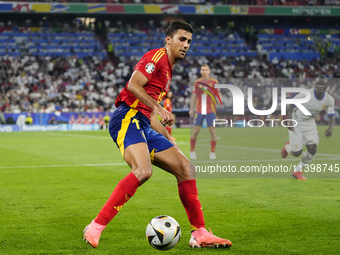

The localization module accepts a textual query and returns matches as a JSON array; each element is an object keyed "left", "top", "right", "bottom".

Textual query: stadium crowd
[
  {"left": 1, "top": 18, "right": 340, "bottom": 114},
  {"left": 1, "top": 53, "right": 340, "bottom": 114}
]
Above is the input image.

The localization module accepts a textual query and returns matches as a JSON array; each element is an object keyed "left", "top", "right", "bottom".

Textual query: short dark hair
[
  {"left": 166, "top": 20, "right": 194, "bottom": 38},
  {"left": 316, "top": 74, "right": 328, "bottom": 85}
]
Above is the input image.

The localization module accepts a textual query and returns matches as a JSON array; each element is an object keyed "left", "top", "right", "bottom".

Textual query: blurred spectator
[
  {"left": 48, "top": 116, "right": 57, "bottom": 125},
  {"left": 69, "top": 115, "right": 76, "bottom": 124},
  {"left": 25, "top": 112, "right": 33, "bottom": 125},
  {"left": 0, "top": 112, "right": 5, "bottom": 124},
  {"left": 1, "top": 18, "right": 340, "bottom": 115},
  {"left": 103, "top": 113, "right": 110, "bottom": 129}
]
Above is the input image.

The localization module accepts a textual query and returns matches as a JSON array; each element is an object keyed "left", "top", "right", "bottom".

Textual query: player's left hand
[
  {"left": 324, "top": 128, "right": 332, "bottom": 139},
  {"left": 154, "top": 105, "right": 174, "bottom": 126}
]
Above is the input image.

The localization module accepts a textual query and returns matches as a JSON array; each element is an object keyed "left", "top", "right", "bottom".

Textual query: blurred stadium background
[
  {"left": 0, "top": 0, "right": 339, "bottom": 129},
  {"left": 1, "top": 2, "right": 340, "bottom": 255}
]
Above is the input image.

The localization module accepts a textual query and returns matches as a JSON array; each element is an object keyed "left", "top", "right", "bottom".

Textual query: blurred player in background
[
  {"left": 189, "top": 65, "right": 221, "bottom": 160},
  {"left": 83, "top": 20, "right": 232, "bottom": 249},
  {"left": 103, "top": 113, "right": 110, "bottom": 129},
  {"left": 163, "top": 91, "right": 176, "bottom": 140},
  {"left": 281, "top": 75, "right": 335, "bottom": 180}
]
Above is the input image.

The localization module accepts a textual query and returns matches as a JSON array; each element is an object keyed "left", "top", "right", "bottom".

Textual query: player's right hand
[
  {"left": 189, "top": 109, "right": 194, "bottom": 117},
  {"left": 155, "top": 106, "right": 173, "bottom": 126}
]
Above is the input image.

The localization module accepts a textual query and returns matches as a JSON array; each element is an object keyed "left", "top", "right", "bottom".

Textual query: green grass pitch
[{"left": 0, "top": 126, "right": 339, "bottom": 254}]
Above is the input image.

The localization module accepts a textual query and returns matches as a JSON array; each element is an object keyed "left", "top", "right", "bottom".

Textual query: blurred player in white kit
[{"left": 281, "top": 75, "right": 335, "bottom": 180}]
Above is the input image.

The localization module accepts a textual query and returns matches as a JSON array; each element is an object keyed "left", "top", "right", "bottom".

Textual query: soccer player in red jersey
[
  {"left": 83, "top": 20, "right": 232, "bottom": 249},
  {"left": 163, "top": 91, "right": 176, "bottom": 139},
  {"left": 189, "top": 65, "right": 221, "bottom": 160}
]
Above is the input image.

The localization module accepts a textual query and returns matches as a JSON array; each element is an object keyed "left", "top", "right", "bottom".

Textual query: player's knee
[
  {"left": 307, "top": 145, "right": 317, "bottom": 155},
  {"left": 292, "top": 150, "right": 302, "bottom": 157},
  {"left": 133, "top": 168, "right": 153, "bottom": 183},
  {"left": 175, "top": 160, "right": 191, "bottom": 181},
  {"left": 192, "top": 130, "right": 199, "bottom": 137}
]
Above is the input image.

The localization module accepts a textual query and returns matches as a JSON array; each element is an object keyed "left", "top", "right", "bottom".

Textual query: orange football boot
[
  {"left": 83, "top": 220, "right": 106, "bottom": 248},
  {"left": 189, "top": 227, "right": 232, "bottom": 248}
]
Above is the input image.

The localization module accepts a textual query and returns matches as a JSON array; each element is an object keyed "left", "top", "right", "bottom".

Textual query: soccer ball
[{"left": 146, "top": 215, "right": 181, "bottom": 250}]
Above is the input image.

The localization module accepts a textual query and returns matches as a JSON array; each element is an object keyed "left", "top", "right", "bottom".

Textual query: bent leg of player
[
  {"left": 294, "top": 122, "right": 319, "bottom": 176},
  {"left": 190, "top": 113, "right": 204, "bottom": 160},
  {"left": 281, "top": 128, "right": 303, "bottom": 158},
  {"left": 289, "top": 128, "right": 306, "bottom": 179},
  {"left": 207, "top": 113, "right": 217, "bottom": 159},
  {"left": 288, "top": 129, "right": 304, "bottom": 158},
  {"left": 84, "top": 106, "right": 152, "bottom": 248},
  {"left": 152, "top": 146, "right": 232, "bottom": 248},
  {"left": 292, "top": 120, "right": 319, "bottom": 180}
]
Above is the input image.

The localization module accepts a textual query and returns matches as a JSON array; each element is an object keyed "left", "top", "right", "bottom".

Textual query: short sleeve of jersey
[
  {"left": 134, "top": 49, "right": 164, "bottom": 82},
  {"left": 293, "top": 92, "right": 308, "bottom": 100},
  {"left": 327, "top": 96, "right": 335, "bottom": 116},
  {"left": 192, "top": 82, "right": 198, "bottom": 94},
  {"left": 293, "top": 91, "right": 309, "bottom": 108},
  {"left": 134, "top": 55, "right": 157, "bottom": 81},
  {"left": 215, "top": 81, "right": 220, "bottom": 93}
]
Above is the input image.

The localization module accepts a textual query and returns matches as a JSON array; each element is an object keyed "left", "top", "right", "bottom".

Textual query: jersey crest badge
[{"left": 145, "top": 63, "right": 155, "bottom": 74}]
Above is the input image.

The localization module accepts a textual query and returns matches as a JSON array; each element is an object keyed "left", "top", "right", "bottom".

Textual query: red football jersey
[
  {"left": 163, "top": 98, "right": 172, "bottom": 113},
  {"left": 193, "top": 77, "right": 220, "bottom": 114},
  {"left": 115, "top": 48, "right": 173, "bottom": 119}
]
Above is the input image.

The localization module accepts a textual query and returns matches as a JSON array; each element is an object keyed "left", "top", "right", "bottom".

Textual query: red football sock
[
  {"left": 211, "top": 140, "right": 216, "bottom": 152},
  {"left": 190, "top": 138, "right": 196, "bottom": 152},
  {"left": 178, "top": 180, "right": 205, "bottom": 231},
  {"left": 165, "top": 126, "right": 172, "bottom": 135},
  {"left": 95, "top": 172, "right": 141, "bottom": 225}
]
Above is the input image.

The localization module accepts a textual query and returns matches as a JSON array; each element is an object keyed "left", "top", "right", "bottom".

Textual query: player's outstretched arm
[
  {"left": 324, "top": 115, "right": 335, "bottom": 139},
  {"left": 127, "top": 70, "right": 173, "bottom": 125},
  {"left": 189, "top": 93, "right": 197, "bottom": 117}
]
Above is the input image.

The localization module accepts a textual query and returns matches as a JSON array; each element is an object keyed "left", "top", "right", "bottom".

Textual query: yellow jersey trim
[
  {"left": 151, "top": 48, "right": 165, "bottom": 63},
  {"left": 151, "top": 49, "right": 165, "bottom": 62},
  {"left": 130, "top": 99, "right": 139, "bottom": 108}
]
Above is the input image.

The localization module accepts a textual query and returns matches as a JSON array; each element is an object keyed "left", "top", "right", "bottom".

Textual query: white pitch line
[
  {"left": 48, "top": 133, "right": 109, "bottom": 139},
  {"left": 2, "top": 157, "right": 339, "bottom": 170},
  {"left": 49, "top": 133, "right": 340, "bottom": 158},
  {"left": 178, "top": 142, "right": 340, "bottom": 158},
  {"left": 0, "top": 163, "right": 126, "bottom": 169}
]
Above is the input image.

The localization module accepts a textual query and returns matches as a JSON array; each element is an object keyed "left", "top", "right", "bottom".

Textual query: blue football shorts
[
  {"left": 109, "top": 103, "right": 174, "bottom": 159},
  {"left": 193, "top": 112, "right": 216, "bottom": 127}
]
